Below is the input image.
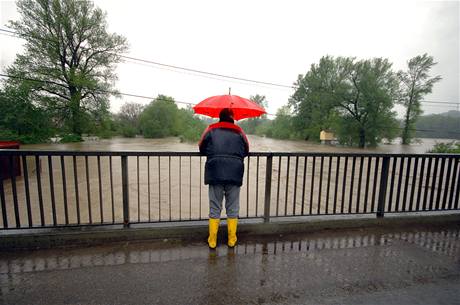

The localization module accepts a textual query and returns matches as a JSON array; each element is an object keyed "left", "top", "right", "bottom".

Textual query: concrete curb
[{"left": 1, "top": 214, "right": 459, "bottom": 251}]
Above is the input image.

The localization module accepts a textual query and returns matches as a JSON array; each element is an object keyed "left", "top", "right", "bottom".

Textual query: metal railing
[{"left": 0, "top": 150, "right": 459, "bottom": 230}]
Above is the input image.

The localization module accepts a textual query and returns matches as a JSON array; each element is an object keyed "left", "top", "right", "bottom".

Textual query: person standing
[{"left": 199, "top": 108, "right": 249, "bottom": 248}]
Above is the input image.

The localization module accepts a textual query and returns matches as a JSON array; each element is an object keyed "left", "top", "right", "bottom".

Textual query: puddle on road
[
  {"left": 0, "top": 227, "right": 458, "bottom": 274},
  {"left": 0, "top": 226, "right": 459, "bottom": 298}
]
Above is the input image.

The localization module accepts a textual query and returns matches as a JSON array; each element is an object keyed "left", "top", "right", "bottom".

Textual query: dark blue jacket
[{"left": 199, "top": 122, "right": 249, "bottom": 186}]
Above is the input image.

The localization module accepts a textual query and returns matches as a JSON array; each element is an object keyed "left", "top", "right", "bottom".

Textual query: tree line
[
  {"left": 268, "top": 55, "right": 441, "bottom": 147},
  {"left": 0, "top": 0, "right": 209, "bottom": 144},
  {"left": 1, "top": 0, "right": 126, "bottom": 143},
  {"left": 116, "top": 96, "right": 206, "bottom": 142},
  {"left": 238, "top": 55, "right": 443, "bottom": 147},
  {"left": 415, "top": 111, "right": 460, "bottom": 140},
  {"left": 0, "top": 0, "right": 447, "bottom": 147}
]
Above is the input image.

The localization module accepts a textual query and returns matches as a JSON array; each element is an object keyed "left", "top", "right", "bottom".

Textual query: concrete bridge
[
  {"left": 0, "top": 150, "right": 459, "bottom": 304},
  {"left": 1, "top": 215, "right": 459, "bottom": 305}
]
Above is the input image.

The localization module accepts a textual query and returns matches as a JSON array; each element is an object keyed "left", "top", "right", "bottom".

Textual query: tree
[
  {"left": 398, "top": 54, "right": 441, "bottom": 144},
  {"left": 289, "top": 56, "right": 399, "bottom": 147},
  {"left": 139, "top": 95, "right": 180, "bottom": 138},
  {"left": 176, "top": 106, "right": 206, "bottom": 142},
  {"left": 8, "top": 0, "right": 128, "bottom": 135},
  {"left": 267, "top": 106, "right": 294, "bottom": 139},
  {"left": 119, "top": 102, "right": 144, "bottom": 125},
  {"left": 0, "top": 79, "right": 53, "bottom": 143},
  {"left": 415, "top": 111, "right": 460, "bottom": 140},
  {"left": 250, "top": 94, "right": 268, "bottom": 109},
  {"left": 289, "top": 56, "right": 346, "bottom": 140},
  {"left": 116, "top": 102, "right": 144, "bottom": 136},
  {"left": 336, "top": 58, "right": 399, "bottom": 147},
  {"left": 239, "top": 94, "right": 268, "bottom": 134},
  {"left": 138, "top": 96, "right": 206, "bottom": 141}
]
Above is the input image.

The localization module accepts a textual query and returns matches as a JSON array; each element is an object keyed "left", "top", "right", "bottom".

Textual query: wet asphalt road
[{"left": 1, "top": 224, "right": 460, "bottom": 305}]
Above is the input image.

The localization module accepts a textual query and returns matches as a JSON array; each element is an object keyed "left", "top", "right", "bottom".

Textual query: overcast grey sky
[{"left": 1, "top": 0, "right": 459, "bottom": 117}]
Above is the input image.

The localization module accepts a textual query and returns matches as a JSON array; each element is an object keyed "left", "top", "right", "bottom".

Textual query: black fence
[{"left": 0, "top": 150, "right": 459, "bottom": 230}]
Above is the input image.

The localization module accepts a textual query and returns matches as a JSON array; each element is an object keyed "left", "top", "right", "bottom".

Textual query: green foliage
[
  {"left": 239, "top": 94, "right": 298, "bottom": 140},
  {"left": 238, "top": 94, "right": 268, "bottom": 134},
  {"left": 80, "top": 104, "right": 115, "bottom": 138},
  {"left": 289, "top": 56, "right": 347, "bottom": 141},
  {"left": 289, "top": 56, "right": 399, "bottom": 147},
  {"left": 416, "top": 111, "right": 460, "bottom": 139},
  {"left": 334, "top": 114, "right": 399, "bottom": 146},
  {"left": 261, "top": 106, "right": 296, "bottom": 139},
  {"left": 138, "top": 96, "right": 205, "bottom": 141},
  {"left": 177, "top": 107, "right": 206, "bottom": 142},
  {"left": 398, "top": 54, "right": 441, "bottom": 144},
  {"left": 139, "top": 95, "right": 180, "bottom": 138},
  {"left": 257, "top": 121, "right": 273, "bottom": 137},
  {"left": 0, "top": 80, "right": 54, "bottom": 144},
  {"left": 269, "top": 107, "right": 292, "bottom": 139},
  {"left": 0, "top": 130, "right": 42, "bottom": 145},
  {"left": 8, "top": 0, "right": 128, "bottom": 135},
  {"left": 59, "top": 133, "right": 83, "bottom": 143},
  {"left": 428, "top": 142, "right": 460, "bottom": 153},
  {"left": 95, "top": 128, "right": 114, "bottom": 139},
  {"left": 119, "top": 124, "right": 137, "bottom": 138},
  {"left": 116, "top": 102, "right": 144, "bottom": 136}
]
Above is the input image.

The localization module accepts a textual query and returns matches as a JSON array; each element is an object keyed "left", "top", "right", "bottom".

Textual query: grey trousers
[{"left": 208, "top": 184, "right": 240, "bottom": 219}]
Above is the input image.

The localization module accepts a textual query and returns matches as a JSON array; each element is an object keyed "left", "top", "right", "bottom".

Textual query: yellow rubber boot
[
  {"left": 227, "top": 218, "right": 238, "bottom": 247},
  {"left": 208, "top": 218, "right": 220, "bottom": 249}
]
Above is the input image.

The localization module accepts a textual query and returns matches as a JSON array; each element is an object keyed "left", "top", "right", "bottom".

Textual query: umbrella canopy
[{"left": 193, "top": 94, "right": 266, "bottom": 120}]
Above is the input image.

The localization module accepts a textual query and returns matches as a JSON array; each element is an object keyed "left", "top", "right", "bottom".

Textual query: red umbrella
[{"left": 193, "top": 94, "right": 266, "bottom": 120}]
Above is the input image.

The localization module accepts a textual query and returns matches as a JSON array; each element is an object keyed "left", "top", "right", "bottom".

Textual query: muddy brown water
[{"left": 1, "top": 136, "right": 458, "bottom": 228}]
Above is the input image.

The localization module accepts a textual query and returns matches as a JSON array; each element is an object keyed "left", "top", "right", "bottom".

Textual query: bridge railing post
[
  {"left": 263, "top": 154, "right": 273, "bottom": 223},
  {"left": 377, "top": 156, "right": 390, "bottom": 218},
  {"left": 121, "top": 155, "right": 130, "bottom": 228}
]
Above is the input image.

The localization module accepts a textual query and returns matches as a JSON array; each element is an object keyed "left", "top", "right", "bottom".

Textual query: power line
[
  {"left": 0, "top": 28, "right": 17, "bottom": 36},
  {"left": 2, "top": 28, "right": 290, "bottom": 91},
  {"left": 2, "top": 27, "right": 459, "bottom": 107},
  {"left": 0, "top": 31, "right": 17, "bottom": 39},
  {"left": 393, "top": 127, "right": 460, "bottom": 135},
  {"left": 2, "top": 72, "right": 460, "bottom": 127},
  {"left": 0, "top": 72, "right": 193, "bottom": 105},
  {"left": 0, "top": 72, "right": 278, "bottom": 117},
  {"left": 416, "top": 101, "right": 459, "bottom": 106},
  {"left": 121, "top": 58, "right": 289, "bottom": 91},
  {"left": 121, "top": 55, "right": 295, "bottom": 89},
  {"left": 416, "top": 104, "right": 459, "bottom": 109},
  {"left": 3, "top": 71, "right": 460, "bottom": 136},
  {"left": 0, "top": 28, "right": 295, "bottom": 90}
]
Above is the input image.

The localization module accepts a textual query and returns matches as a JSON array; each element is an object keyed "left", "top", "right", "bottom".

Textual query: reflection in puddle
[
  {"left": 1, "top": 229, "right": 458, "bottom": 273},
  {"left": 0, "top": 228, "right": 459, "bottom": 297}
]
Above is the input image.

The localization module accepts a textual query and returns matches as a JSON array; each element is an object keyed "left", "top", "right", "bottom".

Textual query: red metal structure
[{"left": 0, "top": 141, "right": 21, "bottom": 179}]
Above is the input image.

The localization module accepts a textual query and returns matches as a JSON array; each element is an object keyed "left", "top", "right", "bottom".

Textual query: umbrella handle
[{"left": 228, "top": 87, "right": 231, "bottom": 95}]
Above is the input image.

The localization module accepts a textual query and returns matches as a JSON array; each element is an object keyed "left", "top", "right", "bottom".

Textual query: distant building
[{"left": 320, "top": 130, "right": 336, "bottom": 145}]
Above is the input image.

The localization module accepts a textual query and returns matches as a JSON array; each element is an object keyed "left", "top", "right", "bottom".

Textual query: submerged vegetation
[
  {"left": 428, "top": 142, "right": 460, "bottom": 153},
  {"left": 137, "top": 95, "right": 206, "bottom": 142},
  {"left": 114, "top": 95, "right": 206, "bottom": 142}
]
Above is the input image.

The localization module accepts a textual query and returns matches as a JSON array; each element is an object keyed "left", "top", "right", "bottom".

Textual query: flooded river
[
  {"left": 20, "top": 135, "right": 453, "bottom": 153},
  {"left": 1, "top": 136, "right": 458, "bottom": 229}
]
